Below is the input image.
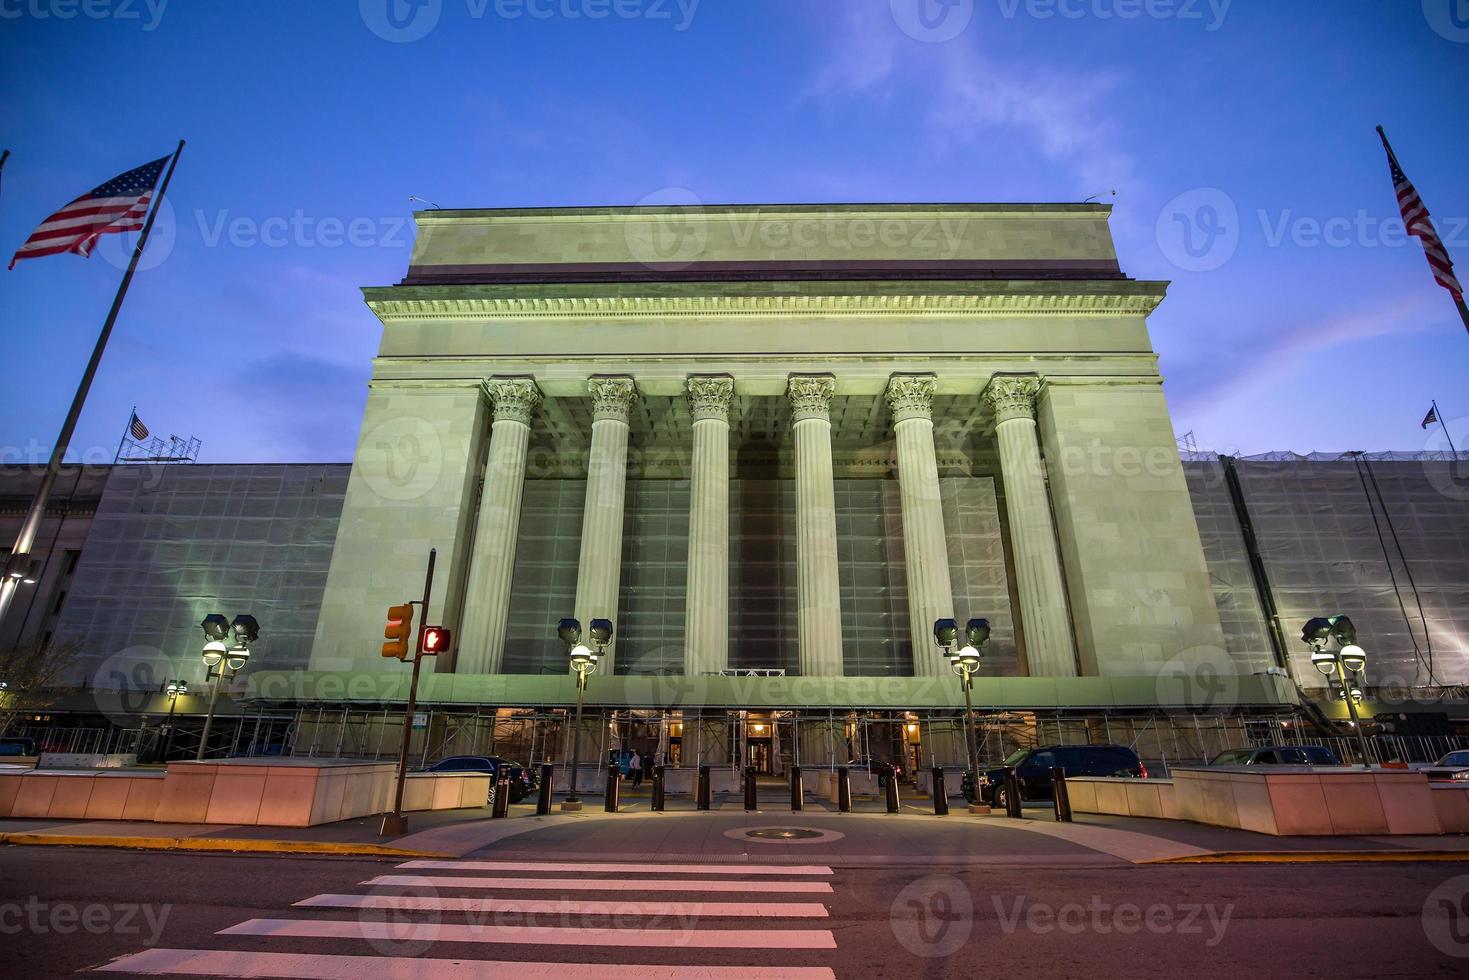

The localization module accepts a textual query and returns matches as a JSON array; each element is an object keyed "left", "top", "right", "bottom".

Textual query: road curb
[
  {"left": 0, "top": 832, "right": 448, "bottom": 859},
  {"left": 1142, "top": 849, "right": 1469, "bottom": 865}
]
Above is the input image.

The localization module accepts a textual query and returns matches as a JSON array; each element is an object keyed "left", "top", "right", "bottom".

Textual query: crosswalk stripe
[
  {"left": 396, "top": 860, "right": 834, "bottom": 876},
  {"left": 297, "top": 893, "right": 830, "bottom": 918},
  {"left": 218, "top": 918, "right": 839, "bottom": 949},
  {"left": 96, "top": 948, "right": 838, "bottom": 979},
  {"left": 365, "top": 874, "right": 834, "bottom": 894}
]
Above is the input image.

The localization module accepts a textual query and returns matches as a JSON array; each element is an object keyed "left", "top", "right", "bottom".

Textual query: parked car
[
  {"left": 1210, "top": 745, "right": 1341, "bottom": 766},
  {"left": 965, "top": 744, "right": 1146, "bottom": 808},
  {"left": 0, "top": 737, "right": 37, "bottom": 758},
  {"left": 425, "top": 755, "right": 536, "bottom": 805},
  {"left": 1423, "top": 750, "right": 1469, "bottom": 783}
]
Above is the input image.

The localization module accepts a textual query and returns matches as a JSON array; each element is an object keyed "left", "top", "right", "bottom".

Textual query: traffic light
[
  {"left": 421, "top": 626, "right": 451, "bottom": 656},
  {"left": 383, "top": 603, "right": 414, "bottom": 660}
]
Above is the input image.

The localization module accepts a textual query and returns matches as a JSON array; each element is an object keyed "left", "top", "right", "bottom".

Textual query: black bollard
[
  {"left": 1051, "top": 766, "right": 1072, "bottom": 822},
  {"left": 837, "top": 766, "right": 852, "bottom": 812},
  {"left": 604, "top": 764, "right": 619, "bottom": 813},
  {"left": 536, "top": 763, "right": 554, "bottom": 815},
  {"left": 790, "top": 764, "right": 804, "bottom": 811},
  {"left": 931, "top": 766, "right": 948, "bottom": 816},
  {"left": 652, "top": 765, "right": 666, "bottom": 812},
  {"left": 491, "top": 769, "right": 511, "bottom": 818},
  {"left": 1004, "top": 766, "right": 1023, "bottom": 818},
  {"left": 885, "top": 770, "right": 901, "bottom": 813},
  {"left": 743, "top": 767, "right": 758, "bottom": 811},
  {"left": 696, "top": 764, "right": 711, "bottom": 811}
]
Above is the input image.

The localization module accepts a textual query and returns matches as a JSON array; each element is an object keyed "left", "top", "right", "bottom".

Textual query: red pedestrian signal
[
  {"left": 421, "top": 626, "right": 451, "bottom": 656},
  {"left": 382, "top": 603, "right": 414, "bottom": 660}
]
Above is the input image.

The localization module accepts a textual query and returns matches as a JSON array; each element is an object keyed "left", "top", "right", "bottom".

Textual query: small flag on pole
[
  {"left": 1422, "top": 406, "right": 1439, "bottom": 430},
  {"left": 129, "top": 413, "right": 150, "bottom": 441},
  {"left": 1377, "top": 127, "right": 1463, "bottom": 301},
  {"left": 8, "top": 155, "right": 169, "bottom": 269}
]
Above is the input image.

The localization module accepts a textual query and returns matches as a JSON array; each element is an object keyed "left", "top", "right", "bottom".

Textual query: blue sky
[{"left": 1, "top": 0, "right": 1466, "bottom": 463}]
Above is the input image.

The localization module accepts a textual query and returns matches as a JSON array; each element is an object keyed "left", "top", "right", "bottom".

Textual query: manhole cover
[{"left": 745, "top": 828, "right": 824, "bottom": 840}]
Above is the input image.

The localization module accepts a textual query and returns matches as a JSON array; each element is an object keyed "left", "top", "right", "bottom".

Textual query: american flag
[
  {"left": 129, "top": 413, "right": 150, "bottom": 441},
  {"left": 1422, "top": 406, "right": 1439, "bottom": 430},
  {"left": 8, "top": 155, "right": 169, "bottom": 270},
  {"left": 1379, "top": 129, "right": 1462, "bottom": 301}
]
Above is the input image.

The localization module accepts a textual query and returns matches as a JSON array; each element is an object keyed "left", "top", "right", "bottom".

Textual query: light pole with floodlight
[
  {"left": 1301, "top": 615, "right": 1372, "bottom": 769},
  {"left": 196, "top": 614, "right": 256, "bottom": 761},
  {"left": 558, "top": 616, "right": 612, "bottom": 809},
  {"left": 934, "top": 617, "right": 990, "bottom": 796}
]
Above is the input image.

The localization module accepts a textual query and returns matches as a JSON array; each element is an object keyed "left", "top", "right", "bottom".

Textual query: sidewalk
[{"left": 5, "top": 798, "right": 1469, "bottom": 866}]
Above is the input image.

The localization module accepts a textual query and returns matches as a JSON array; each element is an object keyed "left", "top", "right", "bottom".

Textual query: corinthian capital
[
  {"left": 786, "top": 374, "right": 836, "bottom": 423},
  {"left": 885, "top": 373, "right": 937, "bottom": 424},
  {"left": 982, "top": 374, "right": 1042, "bottom": 425},
  {"left": 685, "top": 375, "right": 734, "bottom": 424},
  {"left": 484, "top": 377, "right": 542, "bottom": 425},
  {"left": 587, "top": 376, "right": 638, "bottom": 423}
]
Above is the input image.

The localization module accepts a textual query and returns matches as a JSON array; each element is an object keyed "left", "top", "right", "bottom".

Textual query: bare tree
[{"left": 0, "top": 642, "right": 79, "bottom": 738}]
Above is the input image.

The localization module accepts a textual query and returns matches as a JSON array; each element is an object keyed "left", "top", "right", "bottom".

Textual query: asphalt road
[{"left": 2, "top": 847, "right": 1467, "bottom": 978}]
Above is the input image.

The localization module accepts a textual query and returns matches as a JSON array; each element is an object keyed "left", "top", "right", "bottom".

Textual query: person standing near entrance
[{"left": 629, "top": 749, "right": 644, "bottom": 788}]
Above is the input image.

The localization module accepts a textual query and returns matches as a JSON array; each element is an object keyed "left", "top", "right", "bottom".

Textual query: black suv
[
  {"left": 964, "top": 744, "right": 1146, "bottom": 807},
  {"left": 1210, "top": 745, "right": 1340, "bottom": 766}
]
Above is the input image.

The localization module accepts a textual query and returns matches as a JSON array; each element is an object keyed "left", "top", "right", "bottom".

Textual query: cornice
[{"left": 365, "top": 289, "right": 1166, "bottom": 321}]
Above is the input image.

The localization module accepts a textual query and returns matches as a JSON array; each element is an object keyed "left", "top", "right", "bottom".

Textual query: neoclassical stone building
[{"left": 299, "top": 202, "right": 1288, "bottom": 768}]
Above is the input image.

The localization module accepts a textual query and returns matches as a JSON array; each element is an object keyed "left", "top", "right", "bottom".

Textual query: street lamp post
[
  {"left": 558, "top": 617, "right": 612, "bottom": 809},
  {"left": 934, "top": 617, "right": 990, "bottom": 797},
  {"left": 196, "top": 614, "right": 256, "bottom": 761},
  {"left": 1301, "top": 616, "right": 1372, "bottom": 769},
  {"left": 159, "top": 679, "right": 187, "bottom": 760}
]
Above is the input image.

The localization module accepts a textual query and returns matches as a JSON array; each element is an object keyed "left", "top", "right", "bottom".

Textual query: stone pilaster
[
  {"left": 886, "top": 374, "right": 956, "bottom": 677},
  {"left": 456, "top": 378, "right": 541, "bottom": 675},
  {"left": 573, "top": 376, "right": 638, "bottom": 673},
  {"left": 787, "top": 374, "right": 844, "bottom": 677},
  {"left": 683, "top": 375, "right": 734, "bottom": 677},
  {"left": 982, "top": 374, "right": 1078, "bottom": 678}
]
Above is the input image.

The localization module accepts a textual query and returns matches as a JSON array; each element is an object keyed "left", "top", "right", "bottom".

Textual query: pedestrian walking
[{"left": 629, "top": 749, "right": 644, "bottom": 788}]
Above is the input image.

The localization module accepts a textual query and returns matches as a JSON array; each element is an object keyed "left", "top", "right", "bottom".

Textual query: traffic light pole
[{"left": 381, "top": 548, "right": 435, "bottom": 837}]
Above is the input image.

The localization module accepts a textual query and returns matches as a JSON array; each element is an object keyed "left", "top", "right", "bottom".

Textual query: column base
[
  {"left": 560, "top": 800, "right": 584, "bottom": 812},
  {"left": 968, "top": 804, "right": 992, "bottom": 815}
]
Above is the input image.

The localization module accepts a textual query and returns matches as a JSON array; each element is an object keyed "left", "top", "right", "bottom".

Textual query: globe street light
[
  {"left": 160, "top": 679, "right": 188, "bottom": 760},
  {"left": 196, "top": 613, "right": 257, "bottom": 761},
  {"left": 935, "top": 617, "right": 990, "bottom": 797},
  {"left": 1301, "top": 615, "right": 1372, "bottom": 769},
  {"left": 559, "top": 616, "right": 613, "bottom": 808}
]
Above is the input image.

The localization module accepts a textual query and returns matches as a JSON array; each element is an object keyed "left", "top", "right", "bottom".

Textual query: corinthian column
[
  {"left": 457, "top": 378, "right": 541, "bottom": 674},
  {"left": 886, "top": 374, "right": 956, "bottom": 677},
  {"left": 787, "top": 374, "right": 844, "bottom": 677},
  {"left": 574, "top": 376, "right": 638, "bottom": 673},
  {"left": 982, "top": 374, "right": 1077, "bottom": 678},
  {"left": 683, "top": 375, "right": 734, "bottom": 677}
]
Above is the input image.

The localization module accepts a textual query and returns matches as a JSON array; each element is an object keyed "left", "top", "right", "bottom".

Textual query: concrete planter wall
[
  {"left": 0, "top": 758, "right": 488, "bottom": 827},
  {"left": 1070, "top": 768, "right": 1469, "bottom": 836},
  {"left": 38, "top": 753, "right": 138, "bottom": 769}
]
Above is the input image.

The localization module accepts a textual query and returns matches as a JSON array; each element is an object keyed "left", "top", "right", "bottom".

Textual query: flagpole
[
  {"left": 0, "top": 140, "right": 185, "bottom": 630},
  {"left": 113, "top": 407, "right": 137, "bottom": 465},
  {"left": 1432, "top": 400, "right": 1458, "bottom": 455}
]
